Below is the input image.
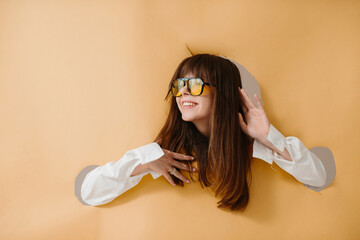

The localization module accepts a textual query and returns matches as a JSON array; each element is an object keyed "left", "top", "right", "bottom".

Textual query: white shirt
[{"left": 80, "top": 124, "right": 327, "bottom": 206}]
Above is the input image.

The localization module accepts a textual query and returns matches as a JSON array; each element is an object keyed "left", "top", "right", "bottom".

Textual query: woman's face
[{"left": 175, "top": 73, "right": 214, "bottom": 125}]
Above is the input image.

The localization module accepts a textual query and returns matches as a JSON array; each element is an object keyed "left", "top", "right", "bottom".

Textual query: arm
[
  {"left": 252, "top": 124, "right": 327, "bottom": 187},
  {"left": 256, "top": 127, "right": 292, "bottom": 162},
  {"left": 238, "top": 88, "right": 326, "bottom": 187},
  {"left": 80, "top": 142, "right": 164, "bottom": 206}
]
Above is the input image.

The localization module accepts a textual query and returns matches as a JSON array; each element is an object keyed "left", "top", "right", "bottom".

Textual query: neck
[{"left": 193, "top": 119, "right": 211, "bottom": 138}]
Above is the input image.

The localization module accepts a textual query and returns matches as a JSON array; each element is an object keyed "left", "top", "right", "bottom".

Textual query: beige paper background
[{"left": 0, "top": 0, "right": 359, "bottom": 239}]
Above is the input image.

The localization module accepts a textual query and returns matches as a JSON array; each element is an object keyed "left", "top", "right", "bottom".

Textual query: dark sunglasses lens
[{"left": 188, "top": 78, "right": 203, "bottom": 96}]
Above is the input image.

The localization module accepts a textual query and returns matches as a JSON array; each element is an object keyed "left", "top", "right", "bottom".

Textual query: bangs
[{"left": 177, "top": 55, "right": 216, "bottom": 86}]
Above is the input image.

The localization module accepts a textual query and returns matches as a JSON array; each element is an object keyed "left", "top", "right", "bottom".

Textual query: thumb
[{"left": 238, "top": 113, "right": 247, "bottom": 132}]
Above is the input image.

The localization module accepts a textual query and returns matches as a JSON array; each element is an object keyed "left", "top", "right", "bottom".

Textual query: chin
[{"left": 181, "top": 115, "right": 194, "bottom": 122}]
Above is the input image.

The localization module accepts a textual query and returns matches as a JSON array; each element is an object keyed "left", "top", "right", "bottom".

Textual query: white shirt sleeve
[
  {"left": 80, "top": 142, "right": 164, "bottom": 206},
  {"left": 252, "top": 124, "right": 327, "bottom": 187}
]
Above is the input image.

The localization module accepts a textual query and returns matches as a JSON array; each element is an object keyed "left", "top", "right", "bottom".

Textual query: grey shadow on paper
[
  {"left": 305, "top": 147, "right": 336, "bottom": 191},
  {"left": 74, "top": 165, "right": 99, "bottom": 205}
]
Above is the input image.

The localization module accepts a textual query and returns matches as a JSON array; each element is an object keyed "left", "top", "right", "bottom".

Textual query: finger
[
  {"left": 170, "top": 168, "right": 190, "bottom": 183},
  {"left": 239, "top": 113, "right": 248, "bottom": 134},
  {"left": 240, "top": 88, "right": 255, "bottom": 109},
  {"left": 239, "top": 88, "right": 248, "bottom": 111},
  {"left": 254, "top": 94, "right": 264, "bottom": 109},
  {"left": 172, "top": 160, "right": 197, "bottom": 172},
  {"left": 162, "top": 172, "right": 177, "bottom": 186},
  {"left": 168, "top": 151, "right": 195, "bottom": 161},
  {"left": 155, "top": 138, "right": 162, "bottom": 145},
  {"left": 240, "top": 101, "right": 248, "bottom": 113},
  {"left": 238, "top": 113, "right": 247, "bottom": 133}
]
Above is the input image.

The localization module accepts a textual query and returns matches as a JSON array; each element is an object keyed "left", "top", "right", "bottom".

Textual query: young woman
[{"left": 80, "top": 54, "right": 326, "bottom": 211}]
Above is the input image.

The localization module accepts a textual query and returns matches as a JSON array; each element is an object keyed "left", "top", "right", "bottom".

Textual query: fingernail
[
  {"left": 186, "top": 180, "right": 190, "bottom": 183},
  {"left": 192, "top": 168, "right": 197, "bottom": 171}
]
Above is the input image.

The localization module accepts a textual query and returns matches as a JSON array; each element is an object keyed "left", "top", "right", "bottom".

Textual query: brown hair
[{"left": 154, "top": 54, "right": 253, "bottom": 211}]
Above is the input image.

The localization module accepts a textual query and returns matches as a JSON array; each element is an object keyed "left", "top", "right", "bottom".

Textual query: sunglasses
[{"left": 171, "top": 78, "right": 211, "bottom": 97}]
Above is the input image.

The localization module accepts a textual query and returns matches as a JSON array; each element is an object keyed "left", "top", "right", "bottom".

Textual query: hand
[
  {"left": 238, "top": 87, "right": 270, "bottom": 140},
  {"left": 144, "top": 139, "right": 197, "bottom": 186}
]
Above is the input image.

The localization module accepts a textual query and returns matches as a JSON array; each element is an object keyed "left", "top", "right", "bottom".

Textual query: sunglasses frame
[{"left": 171, "top": 77, "right": 211, "bottom": 97}]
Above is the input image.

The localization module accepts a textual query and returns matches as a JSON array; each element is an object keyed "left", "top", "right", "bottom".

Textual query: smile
[{"left": 182, "top": 101, "right": 198, "bottom": 109}]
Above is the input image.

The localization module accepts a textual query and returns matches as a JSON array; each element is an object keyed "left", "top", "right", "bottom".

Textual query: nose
[{"left": 179, "top": 83, "right": 190, "bottom": 96}]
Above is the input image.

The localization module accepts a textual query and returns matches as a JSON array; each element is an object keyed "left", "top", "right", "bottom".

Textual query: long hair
[{"left": 154, "top": 54, "right": 253, "bottom": 211}]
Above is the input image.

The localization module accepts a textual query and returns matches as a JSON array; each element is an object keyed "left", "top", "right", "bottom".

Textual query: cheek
[
  {"left": 204, "top": 89, "right": 214, "bottom": 107},
  {"left": 200, "top": 97, "right": 214, "bottom": 116},
  {"left": 175, "top": 98, "right": 182, "bottom": 110},
  {"left": 204, "top": 101, "right": 213, "bottom": 115}
]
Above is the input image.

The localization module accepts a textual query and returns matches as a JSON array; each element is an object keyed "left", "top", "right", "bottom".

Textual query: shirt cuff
[
  {"left": 266, "top": 124, "right": 285, "bottom": 152},
  {"left": 253, "top": 139, "right": 273, "bottom": 164},
  {"left": 134, "top": 142, "right": 164, "bottom": 180},
  {"left": 252, "top": 124, "right": 287, "bottom": 165}
]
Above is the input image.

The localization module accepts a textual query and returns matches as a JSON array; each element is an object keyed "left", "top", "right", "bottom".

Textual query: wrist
[
  {"left": 142, "top": 162, "right": 150, "bottom": 172},
  {"left": 255, "top": 134, "right": 268, "bottom": 145},
  {"left": 255, "top": 125, "right": 270, "bottom": 143},
  {"left": 130, "top": 163, "right": 149, "bottom": 177}
]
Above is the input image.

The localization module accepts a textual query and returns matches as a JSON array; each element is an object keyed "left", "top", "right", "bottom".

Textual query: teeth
[{"left": 183, "top": 102, "right": 197, "bottom": 106}]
